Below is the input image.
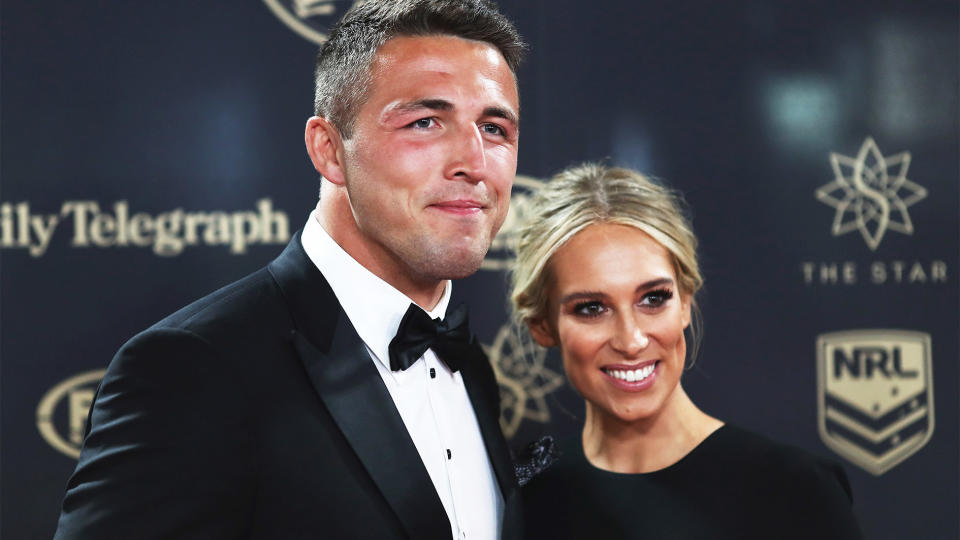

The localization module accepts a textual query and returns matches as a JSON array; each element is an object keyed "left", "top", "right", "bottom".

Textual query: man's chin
[{"left": 414, "top": 245, "right": 488, "bottom": 281}]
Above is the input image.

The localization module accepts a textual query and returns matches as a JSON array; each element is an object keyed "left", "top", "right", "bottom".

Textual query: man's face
[{"left": 335, "top": 34, "right": 519, "bottom": 286}]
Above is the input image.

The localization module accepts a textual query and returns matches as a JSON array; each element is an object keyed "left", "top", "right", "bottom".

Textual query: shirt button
[
  {"left": 430, "top": 368, "right": 436, "bottom": 379},
  {"left": 446, "top": 448, "right": 452, "bottom": 460}
]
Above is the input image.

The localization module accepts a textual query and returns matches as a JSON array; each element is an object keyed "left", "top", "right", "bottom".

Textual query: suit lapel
[
  {"left": 293, "top": 325, "right": 450, "bottom": 539},
  {"left": 459, "top": 341, "right": 522, "bottom": 539},
  {"left": 268, "top": 233, "right": 450, "bottom": 540}
]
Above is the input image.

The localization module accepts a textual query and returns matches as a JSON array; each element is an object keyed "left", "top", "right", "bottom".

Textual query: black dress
[{"left": 522, "top": 425, "right": 863, "bottom": 540}]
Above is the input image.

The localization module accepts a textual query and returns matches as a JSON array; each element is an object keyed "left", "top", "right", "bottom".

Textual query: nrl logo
[
  {"left": 263, "top": 0, "right": 361, "bottom": 45},
  {"left": 816, "top": 330, "right": 933, "bottom": 475},
  {"left": 815, "top": 137, "right": 927, "bottom": 251}
]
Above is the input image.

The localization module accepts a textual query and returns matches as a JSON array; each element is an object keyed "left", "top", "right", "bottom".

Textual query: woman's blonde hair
[{"left": 510, "top": 163, "right": 705, "bottom": 361}]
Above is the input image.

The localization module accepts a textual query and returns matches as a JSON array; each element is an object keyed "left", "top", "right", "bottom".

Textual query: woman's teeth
[{"left": 604, "top": 364, "right": 655, "bottom": 383}]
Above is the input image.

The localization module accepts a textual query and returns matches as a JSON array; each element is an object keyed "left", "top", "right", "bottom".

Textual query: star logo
[
  {"left": 483, "top": 322, "right": 564, "bottom": 438},
  {"left": 815, "top": 137, "right": 926, "bottom": 250}
]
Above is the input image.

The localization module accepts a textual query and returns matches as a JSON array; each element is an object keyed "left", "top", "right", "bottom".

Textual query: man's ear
[
  {"left": 527, "top": 317, "right": 557, "bottom": 348},
  {"left": 305, "top": 116, "right": 346, "bottom": 185}
]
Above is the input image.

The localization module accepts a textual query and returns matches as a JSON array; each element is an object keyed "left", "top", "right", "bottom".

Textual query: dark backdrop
[{"left": 2, "top": 1, "right": 957, "bottom": 538}]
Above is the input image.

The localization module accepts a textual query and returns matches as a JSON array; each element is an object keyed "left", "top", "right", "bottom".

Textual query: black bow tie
[{"left": 388, "top": 303, "right": 474, "bottom": 372}]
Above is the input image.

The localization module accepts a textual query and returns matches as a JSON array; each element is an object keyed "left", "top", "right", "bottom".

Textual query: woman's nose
[{"left": 610, "top": 316, "right": 650, "bottom": 356}]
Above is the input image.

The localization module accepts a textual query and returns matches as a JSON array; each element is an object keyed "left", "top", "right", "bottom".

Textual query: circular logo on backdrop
[
  {"left": 263, "top": 0, "right": 362, "bottom": 45},
  {"left": 36, "top": 369, "right": 106, "bottom": 459}
]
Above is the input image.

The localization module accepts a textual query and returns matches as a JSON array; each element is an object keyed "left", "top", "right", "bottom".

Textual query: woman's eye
[
  {"left": 573, "top": 301, "right": 606, "bottom": 318},
  {"left": 640, "top": 289, "right": 674, "bottom": 308}
]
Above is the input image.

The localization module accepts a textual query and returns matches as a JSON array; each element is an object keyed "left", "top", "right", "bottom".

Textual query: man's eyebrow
[
  {"left": 384, "top": 99, "right": 518, "bottom": 127},
  {"left": 388, "top": 99, "right": 453, "bottom": 114},
  {"left": 483, "top": 106, "right": 519, "bottom": 128}
]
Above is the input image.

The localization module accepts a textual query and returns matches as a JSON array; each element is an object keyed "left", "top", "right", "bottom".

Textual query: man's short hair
[{"left": 314, "top": 0, "right": 525, "bottom": 138}]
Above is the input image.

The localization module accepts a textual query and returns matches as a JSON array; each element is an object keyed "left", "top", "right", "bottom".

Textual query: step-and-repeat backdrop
[{"left": 2, "top": 1, "right": 957, "bottom": 538}]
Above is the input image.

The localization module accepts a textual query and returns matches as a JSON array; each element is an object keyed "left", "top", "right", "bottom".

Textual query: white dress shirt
[{"left": 301, "top": 212, "right": 503, "bottom": 540}]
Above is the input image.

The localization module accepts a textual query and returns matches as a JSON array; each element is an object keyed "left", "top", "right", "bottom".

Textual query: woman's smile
[{"left": 600, "top": 360, "right": 659, "bottom": 390}]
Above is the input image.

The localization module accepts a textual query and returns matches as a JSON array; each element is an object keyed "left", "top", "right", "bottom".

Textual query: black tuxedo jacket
[{"left": 55, "top": 233, "right": 522, "bottom": 539}]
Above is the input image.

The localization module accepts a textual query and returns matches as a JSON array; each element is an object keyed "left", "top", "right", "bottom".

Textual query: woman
[{"left": 511, "top": 163, "right": 862, "bottom": 539}]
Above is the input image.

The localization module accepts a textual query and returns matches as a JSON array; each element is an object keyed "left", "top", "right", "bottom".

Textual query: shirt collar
[{"left": 300, "top": 211, "right": 452, "bottom": 370}]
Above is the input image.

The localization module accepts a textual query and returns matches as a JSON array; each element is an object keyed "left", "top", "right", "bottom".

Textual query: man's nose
[
  {"left": 445, "top": 123, "right": 486, "bottom": 182},
  {"left": 610, "top": 314, "right": 650, "bottom": 357}
]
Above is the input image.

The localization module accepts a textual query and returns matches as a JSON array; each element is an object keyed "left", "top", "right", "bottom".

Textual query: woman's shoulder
[
  {"left": 703, "top": 424, "right": 854, "bottom": 500},
  {"left": 697, "top": 424, "right": 864, "bottom": 538}
]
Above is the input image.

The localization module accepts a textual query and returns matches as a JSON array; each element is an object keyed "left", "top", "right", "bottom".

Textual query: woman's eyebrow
[
  {"left": 559, "top": 278, "right": 675, "bottom": 305},
  {"left": 636, "top": 278, "right": 674, "bottom": 292},
  {"left": 559, "top": 291, "right": 606, "bottom": 304}
]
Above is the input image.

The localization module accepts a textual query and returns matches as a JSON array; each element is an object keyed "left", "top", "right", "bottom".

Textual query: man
[{"left": 54, "top": 1, "right": 525, "bottom": 538}]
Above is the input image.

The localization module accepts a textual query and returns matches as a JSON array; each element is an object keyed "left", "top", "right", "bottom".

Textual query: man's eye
[
  {"left": 409, "top": 118, "right": 436, "bottom": 129},
  {"left": 573, "top": 302, "right": 606, "bottom": 318},
  {"left": 480, "top": 123, "right": 505, "bottom": 137}
]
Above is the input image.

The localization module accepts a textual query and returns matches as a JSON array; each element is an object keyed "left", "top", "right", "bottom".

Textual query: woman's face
[{"left": 529, "top": 223, "right": 691, "bottom": 424}]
